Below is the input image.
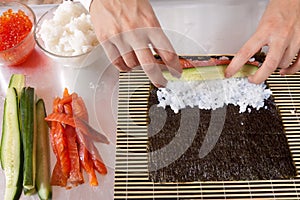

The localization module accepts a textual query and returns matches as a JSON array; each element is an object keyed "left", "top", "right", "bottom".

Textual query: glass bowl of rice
[
  {"left": 0, "top": 1, "right": 36, "bottom": 66},
  {"left": 34, "top": 1, "right": 99, "bottom": 68}
]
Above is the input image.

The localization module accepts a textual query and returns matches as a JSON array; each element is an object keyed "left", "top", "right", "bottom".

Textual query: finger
[
  {"left": 280, "top": 53, "right": 300, "bottom": 75},
  {"left": 225, "top": 34, "right": 265, "bottom": 78},
  {"left": 248, "top": 43, "right": 286, "bottom": 84},
  {"left": 112, "top": 57, "right": 131, "bottom": 72},
  {"left": 150, "top": 29, "right": 182, "bottom": 78},
  {"left": 278, "top": 45, "right": 299, "bottom": 69},
  {"left": 121, "top": 50, "right": 140, "bottom": 69},
  {"left": 153, "top": 47, "right": 181, "bottom": 78},
  {"left": 101, "top": 40, "right": 131, "bottom": 72},
  {"left": 109, "top": 34, "right": 140, "bottom": 69},
  {"left": 135, "top": 48, "right": 167, "bottom": 87}
]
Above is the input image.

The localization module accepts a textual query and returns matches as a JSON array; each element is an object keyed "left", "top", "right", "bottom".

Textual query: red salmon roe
[{"left": 0, "top": 9, "right": 33, "bottom": 51}]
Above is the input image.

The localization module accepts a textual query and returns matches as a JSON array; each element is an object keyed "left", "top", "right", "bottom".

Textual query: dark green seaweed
[{"left": 147, "top": 86, "right": 297, "bottom": 182}]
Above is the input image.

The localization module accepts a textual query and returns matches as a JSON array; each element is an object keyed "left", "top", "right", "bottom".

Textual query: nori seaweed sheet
[{"left": 147, "top": 86, "right": 297, "bottom": 182}]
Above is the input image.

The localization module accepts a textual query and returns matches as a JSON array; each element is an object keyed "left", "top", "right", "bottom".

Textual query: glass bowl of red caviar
[{"left": 0, "top": 1, "right": 36, "bottom": 66}]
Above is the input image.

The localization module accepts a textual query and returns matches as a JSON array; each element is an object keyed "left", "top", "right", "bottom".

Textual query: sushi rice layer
[{"left": 157, "top": 77, "right": 272, "bottom": 113}]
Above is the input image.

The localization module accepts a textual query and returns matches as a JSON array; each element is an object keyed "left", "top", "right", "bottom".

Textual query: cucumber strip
[
  {"left": 36, "top": 99, "right": 52, "bottom": 200},
  {"left": 0, "top": 88, "right": 23, "bottom": 200},
  {"left": 20, "top": 87, "right": 37, "bottom": 190},
  {"left": 8, "top": 74, "right": 25, "bottom": 99},
  {"left": 0, "top": 74, "right": 25, "bottom": 163},
  {"left": 23, "top": 187, "right": 36, "bottom": 196},
  {"left": 162, "top": 64, "right": 258, "bottom": 81}
]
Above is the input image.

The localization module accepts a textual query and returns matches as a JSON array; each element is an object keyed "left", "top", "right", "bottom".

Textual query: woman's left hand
[{"left": 225, "top": 0, "right": 300, "bottom": 83}]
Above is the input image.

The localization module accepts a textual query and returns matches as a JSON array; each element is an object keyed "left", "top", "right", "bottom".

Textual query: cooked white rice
[
  {"left": 38, "top": 1, "right": 99, "bottom": 56},
  {"left": 157, "top": 78, "right": 272, "bottom": 113}
]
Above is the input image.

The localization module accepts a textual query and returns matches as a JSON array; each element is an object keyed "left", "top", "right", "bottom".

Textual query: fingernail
[
  {"left": 248, "top": 75, "right": 254, "bottom": 83},
  {"left": 279, "top": 69, "right": 286, "bottom": 77},
  {"left": 154, "top": 78, "right": 167, "bottom": 88},
  {"left": 169, "top": 68, "right": 182, "bottom": 79},
  {"left": 280, "top": 72, "right": 286, "bottom": 77},
  {"left": 155, "top": 83, "right": 165, "bottom": 88},
  {"left": 173, "top": 71, "right": 182, "bottom": 79},
  {"left": 174, "top": 59, "right": 183, "bottom": 78},
  {"left": 225, "top": 72, "right": 231, "bottom": 78}
]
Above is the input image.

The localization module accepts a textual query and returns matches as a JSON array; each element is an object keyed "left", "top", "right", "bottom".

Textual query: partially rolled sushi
[
  {"left": 156, "top": 53, "right": 265, "bottom": 81},
  {"left": 154, "top": 54, "right": 271, "bottom": 114}
]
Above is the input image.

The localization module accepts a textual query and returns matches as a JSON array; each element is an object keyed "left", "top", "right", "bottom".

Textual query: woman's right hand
[{"left": 90, "top": 0, "right": 182, "bottom": 87}]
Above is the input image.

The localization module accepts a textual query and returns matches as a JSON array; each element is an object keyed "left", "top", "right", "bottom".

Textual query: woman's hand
[
  {"left": 90, "top": 0, "right": 181, "bottom": 87},
  {"left": 225, "top": 0, "right": 300, "bottom": 83}
]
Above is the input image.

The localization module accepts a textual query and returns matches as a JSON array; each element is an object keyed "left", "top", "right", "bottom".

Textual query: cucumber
[
  {"left": 36, "top": 99, "right": 52, "bottom": 200},
  {"left": 163, "top": 64, "right": 258, "bottom": 81},
  {"left": 0, "top": 88, "right": 23, "bottom": 200},
  {"left": 0, "top": 74, "right": 25, "bottom": 163},
  {"left": 23, "top": 187, "right": 36, "bottom": 196},
  {"left": 8, "top": 74, "right": 25, "bottom": 98},
  {"left": 20, "top": 87, "right": 37, "bottom": 191}
]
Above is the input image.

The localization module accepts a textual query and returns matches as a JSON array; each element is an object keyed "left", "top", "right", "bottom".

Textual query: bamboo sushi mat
[{"left": 114, "top": 69, "right": 300, "bottom": 199}]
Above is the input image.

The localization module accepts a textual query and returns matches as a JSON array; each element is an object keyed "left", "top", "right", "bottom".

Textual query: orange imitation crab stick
[
  {"left": 65, "top": 125, "right": 84, "bottom": 186},
  {"left": 72, "top": 96, "right": 88, "bottom": 122},
  {"left": 51, "top": 162, "right": 68, "bottom": 187},
  {"left": 91, "top": 153, "right": 107, "bottom": 175},
  {"left": 52, "top": 123, "right": 71, "bottom": 183},
  {"left": 45, "top": 112, "right": 76, "bottom": 127},
  {"left": 76, "top": 131, "right": 108, "bottom": 175},
  {"left": 46, "top": 88, "right": 108, "bottom": 189},
  {"left": 79, "top": 143, "right": 98, "bottom": 186},
  {"left": 64, "top": 104, "right": 73, "bottom": 116}
]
